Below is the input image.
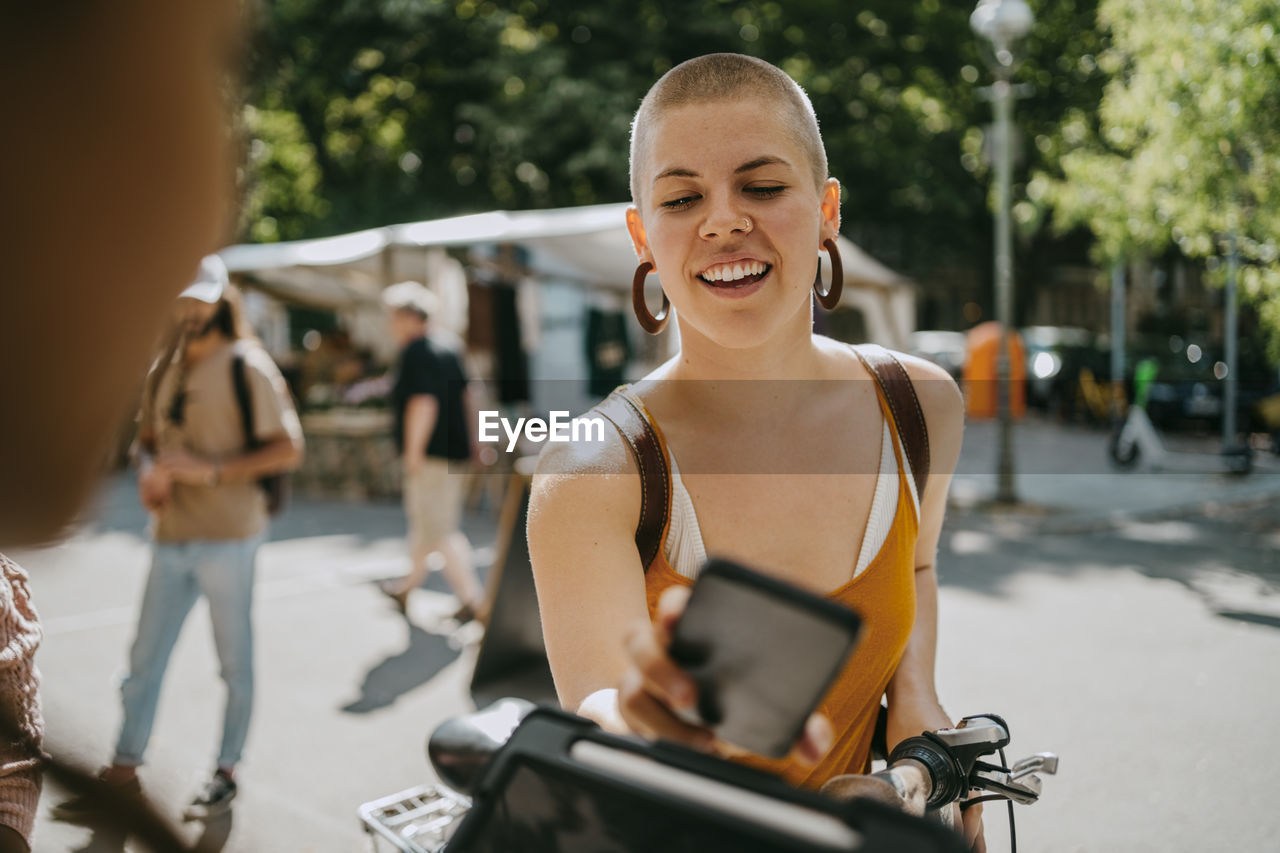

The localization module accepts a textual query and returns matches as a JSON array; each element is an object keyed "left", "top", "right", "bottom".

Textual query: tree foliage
[
  {"left": 1031, "top": 0, "right": 1280, "bottom": 356},
  {"left": 241, "top": 0, "right": 1104, "bottom": 279}
]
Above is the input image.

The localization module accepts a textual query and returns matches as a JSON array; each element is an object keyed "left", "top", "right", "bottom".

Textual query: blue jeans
[{"left": 114, "top": 535, "right": 262, "bottom": 770}]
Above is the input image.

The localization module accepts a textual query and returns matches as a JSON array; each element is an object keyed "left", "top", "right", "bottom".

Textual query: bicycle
[{"left": 359, "top": 699, "right": 1056, "bottom": 853}]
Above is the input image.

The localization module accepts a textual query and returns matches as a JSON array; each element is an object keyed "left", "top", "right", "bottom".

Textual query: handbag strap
[
  {"left": 230, "top": 351, "right": 261, "bottom": 451},
  {"left": 595, "top": 389, "right": 670, "bottom": 571},
  {"left": 853, "top": 344, "right": 931, "bottom": 502}
]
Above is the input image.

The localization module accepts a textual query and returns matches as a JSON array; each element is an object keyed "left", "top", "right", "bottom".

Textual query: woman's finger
[
  {"left": 623, "top": 618, "right": 697, "bottom": 712},
  {"left": 618, "top": 668, "right": 714, "bottom": 750},
  {"left": 790, "top": 712, "right": 834, "bottom": 767},
  {"left": 654, "top": 584, "right": 691, "bottom": 642},
  {"left": 962, "top": 800, "right": 985, "bottom": 852}
]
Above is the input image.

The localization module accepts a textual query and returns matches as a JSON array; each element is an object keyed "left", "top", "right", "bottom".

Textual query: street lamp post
[{"left": 971, "top": 0, "right": 1034, "bottom": 505}]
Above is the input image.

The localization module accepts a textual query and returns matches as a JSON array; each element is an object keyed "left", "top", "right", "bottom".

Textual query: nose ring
[{"left": 737, "top": 217, "right": 753, "bottom": 232}]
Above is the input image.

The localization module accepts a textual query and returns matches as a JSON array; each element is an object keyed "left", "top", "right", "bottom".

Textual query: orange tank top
[{"left": 628, "top": 379, "right": 920, "bottom": 790}]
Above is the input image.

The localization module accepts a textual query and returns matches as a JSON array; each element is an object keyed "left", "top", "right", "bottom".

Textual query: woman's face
[{"left": 628, "top": 97, "right": 840, "bottom": 351}]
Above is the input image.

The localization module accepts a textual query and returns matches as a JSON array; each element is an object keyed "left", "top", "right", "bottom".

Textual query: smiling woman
[{"left": 528, "top": 53, "right": 983, "bottom": 849}]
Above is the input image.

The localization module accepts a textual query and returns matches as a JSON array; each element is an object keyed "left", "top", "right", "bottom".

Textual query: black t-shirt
[{"left": 392, "top": 336, "right": 470, "bottom": 461}]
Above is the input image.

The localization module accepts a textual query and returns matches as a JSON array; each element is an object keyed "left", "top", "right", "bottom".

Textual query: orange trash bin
[{"left": 962, "top": 321, "right": 1026, "bottom": 420}]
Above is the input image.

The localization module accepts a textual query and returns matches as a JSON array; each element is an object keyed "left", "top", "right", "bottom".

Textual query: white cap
[
  {"left": 381, "top": 280, "right": 438, "bottom": 318},
  {"left": 180, "top": 254, "right": 228, "bottom": 303}
]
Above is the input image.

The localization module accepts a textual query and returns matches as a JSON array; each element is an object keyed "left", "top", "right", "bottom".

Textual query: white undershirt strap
[{"left": 665, "top": 416, "right": 909, "bottom": 582}]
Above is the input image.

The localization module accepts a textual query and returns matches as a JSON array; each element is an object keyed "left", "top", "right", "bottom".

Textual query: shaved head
[{"left": 629, "top": 53, "right": 828, "bottom": 205}]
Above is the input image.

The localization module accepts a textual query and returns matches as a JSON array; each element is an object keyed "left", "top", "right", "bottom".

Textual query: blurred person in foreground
[
  {"left": 379, "top": 282, "right": 489, "bottom": 625},
  {"left": 528, "top": 54, "right": 983, "bottom": 848},
  {"left": 0, "top": 3, "right": 246, "bottom": 848},
  {"left": 53, "top": 260, "right": 303, "bottom": 822}
]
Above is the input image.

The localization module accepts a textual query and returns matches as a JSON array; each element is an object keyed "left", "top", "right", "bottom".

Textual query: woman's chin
[{"left": 679, "top": 311, "right": 796, "bottom": 352}]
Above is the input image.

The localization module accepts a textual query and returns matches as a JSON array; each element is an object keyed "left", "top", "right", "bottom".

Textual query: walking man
[
  {"left": 53, "top": 257, "right": 303, "bottom": 822},
  {"left": 379, "top": 281, "right": 488, "bottom": 624}
]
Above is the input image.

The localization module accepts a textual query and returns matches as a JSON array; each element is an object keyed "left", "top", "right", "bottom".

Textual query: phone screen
[{"left": 668, "top": 558, "right": 864, "bottom": 758}]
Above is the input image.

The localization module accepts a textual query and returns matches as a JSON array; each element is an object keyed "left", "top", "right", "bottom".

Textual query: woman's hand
[
  {"left": 137, "top": 462, "right": 172, "bottom": 511},
  {"left": 616, "top": 585, "right": 833, "bottom": 764},
  {"left": 886, "top": 705, "right": 985, "bottom": 851}
]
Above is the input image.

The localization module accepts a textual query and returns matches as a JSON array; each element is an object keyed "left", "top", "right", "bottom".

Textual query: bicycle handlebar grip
[
  {"left": 888, "top": 733, "right": 967, "bottom": 810},
  {"left": 427, "top": 697, "right": 536, "bottom": 796}
]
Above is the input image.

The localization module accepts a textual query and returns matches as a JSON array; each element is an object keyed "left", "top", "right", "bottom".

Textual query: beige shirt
[{"left": 141, "top": 338, "right": 303, "bottom": 543}]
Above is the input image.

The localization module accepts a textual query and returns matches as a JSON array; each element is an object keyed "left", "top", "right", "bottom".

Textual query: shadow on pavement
[
  {"left": 191, "top": 811, "right": 233, "bottom": 852},
  {"left": 941, "top": 500, "right": 1280, "bottom": 629},
  {"left": 340, "top": 623, "right": 460, "bottom": 714},
  {"left": 69, "top": 826, "right": 127, "bottom": 853}
]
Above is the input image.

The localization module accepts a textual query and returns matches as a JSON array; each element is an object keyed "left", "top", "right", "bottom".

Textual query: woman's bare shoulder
[
  {"left": 890, "top": 352, "right": 963, "bottom": 430},
  {"left": 814, "top": 339, "right": 963, "bottom": 445},
  {"left": 529, "top": 408, "right": 641, "bottom": 532}
]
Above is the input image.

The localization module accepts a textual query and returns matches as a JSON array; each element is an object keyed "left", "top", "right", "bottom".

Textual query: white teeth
[{"left": 700, "top": 261, "right": 768, "bottom": 282}]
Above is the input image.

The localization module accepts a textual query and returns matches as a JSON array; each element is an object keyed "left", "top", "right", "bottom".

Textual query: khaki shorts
[{"left": 403, "top": 457, "right": 466, "bottom": 551}]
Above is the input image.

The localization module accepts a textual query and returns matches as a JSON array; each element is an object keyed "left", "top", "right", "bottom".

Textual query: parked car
[
  {"left": 907, "top": 330, "right": 967, "bottom": 380},
  {"left": 1021, "top": 326, "right": 1108, "bottom": 421}
]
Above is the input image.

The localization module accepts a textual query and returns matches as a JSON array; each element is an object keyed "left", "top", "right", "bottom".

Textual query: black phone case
[{"left": 668, "top": 557, "right": 865, "bottom": 758}]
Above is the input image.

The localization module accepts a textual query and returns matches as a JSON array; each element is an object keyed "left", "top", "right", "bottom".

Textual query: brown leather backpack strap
[
  {"left": 853, "top": 344, "right": 930, "bottom": 502},
  {"left": 595, "top": 389, "right": 671, "bottom": 571}
]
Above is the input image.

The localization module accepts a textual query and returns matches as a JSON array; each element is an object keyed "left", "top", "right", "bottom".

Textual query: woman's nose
[{"left": 699, "top": 200, "right": 753, "bottom": 240}]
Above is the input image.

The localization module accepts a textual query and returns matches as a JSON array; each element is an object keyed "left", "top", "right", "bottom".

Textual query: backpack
[{"left": 231, "top": 352, "right": 291, "bottom": 516}]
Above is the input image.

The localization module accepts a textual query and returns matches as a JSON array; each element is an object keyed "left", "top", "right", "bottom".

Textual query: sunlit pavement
[{"left": 16, "top": 416, "right": 1280, "bottom": 851}]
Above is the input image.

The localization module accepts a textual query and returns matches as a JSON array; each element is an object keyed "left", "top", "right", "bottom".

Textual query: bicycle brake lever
[
  {"left": 971, "top": 763, "right": 1043, "bottom": 805},
  {"left": 1009, "top": 752, "right": 1059, "bottom": 780}
]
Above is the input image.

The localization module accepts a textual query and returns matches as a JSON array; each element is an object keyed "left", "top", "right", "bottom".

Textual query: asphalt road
[{"left": 14, "top": 441, "right": 1280, "bottom": 852}]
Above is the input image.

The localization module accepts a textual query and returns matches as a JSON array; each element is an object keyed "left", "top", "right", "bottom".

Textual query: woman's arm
[
  {"left": 527, "top": 436, "right": 654, "bottom": 722},
  {"left": 882, "top": 356, "right": 985, "bottom": 849},
  {"left": 529, "top": 431, "right": 833, "bottom": 762},
  {"left": 885, "top": 356, "right": 965, "bottom": 746},
  {"left": 529, "top": 432, "right": 721, "bottom": 746}
]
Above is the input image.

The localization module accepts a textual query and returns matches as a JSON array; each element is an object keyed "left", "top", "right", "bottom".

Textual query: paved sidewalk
[
  {"left": 950, "top": 415, "right": 1280, "bottom": 531},
  {"left": 15, "top": 416, "right": 1279, "bottom": 851}
]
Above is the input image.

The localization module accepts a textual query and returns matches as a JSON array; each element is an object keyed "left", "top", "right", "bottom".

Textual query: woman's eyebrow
[
  {"left": 653, "top": 167, "right": 699, "bottom": 183},
  {"left": 652, "top": 156, "right": 790, "bottom": 185},
  {"left": 736, "top": 156, "right": 790, "bottom": 173}
]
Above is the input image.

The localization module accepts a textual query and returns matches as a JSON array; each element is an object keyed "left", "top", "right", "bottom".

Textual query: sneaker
[
  {"left": 50, "top": 771, "right": 143, "bottom": 825},
  {"left": 182, "top": 769, "right": 237, "bottom": 821}
]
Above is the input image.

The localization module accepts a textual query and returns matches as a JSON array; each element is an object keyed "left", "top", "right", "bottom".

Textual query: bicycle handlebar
[{"left": 888, "top": 714, "right": 1058, "bottom": 809}]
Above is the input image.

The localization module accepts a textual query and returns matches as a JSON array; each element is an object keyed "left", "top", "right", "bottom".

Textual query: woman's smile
[{"left": 696, "top": 256, "right": 773, "bottom": 298}]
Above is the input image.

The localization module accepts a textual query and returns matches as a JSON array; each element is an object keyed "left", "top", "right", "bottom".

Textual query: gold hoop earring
[
  {"left": 632, "top": 261, "right": 669, "bottom": 334},
  {"left": 813, "top": 238, "right": 843, "bottom": 310}
]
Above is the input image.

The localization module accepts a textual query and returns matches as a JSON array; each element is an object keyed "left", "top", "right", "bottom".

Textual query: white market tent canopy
[{"left": 220, "top": 202, "right": 916, "bottom": 348}]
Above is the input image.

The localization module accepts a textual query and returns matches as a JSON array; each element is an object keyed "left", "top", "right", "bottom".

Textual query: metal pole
[
  {"left": 1223, "top": 234, "right": 1239, "bottom": 446},
  {"left": 1110, "top": 261, "right": 1126, "bottom": 421},
  {"left": 994, "top": 79, "right": 1017, "bottom": 503}
]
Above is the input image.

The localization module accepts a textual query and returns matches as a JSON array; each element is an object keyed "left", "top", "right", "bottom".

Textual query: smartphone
[{"left": 667, "top": 557, "right": 865, "bottom": 759}]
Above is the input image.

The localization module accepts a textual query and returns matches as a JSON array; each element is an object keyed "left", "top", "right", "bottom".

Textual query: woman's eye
[
  {"left": 746, "top": 185, "right": 787, "bottom": 198},
  {"left": 661, "top": 195, "right": 699, "bottom": 210}
]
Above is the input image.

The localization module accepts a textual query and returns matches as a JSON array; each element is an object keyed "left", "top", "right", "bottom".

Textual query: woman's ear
[
  {"left": 625, "top": 206, "right": 655, "bottom": 268},
  {"left": 819, "top": 179, "right": 841, "bottom": 245}
]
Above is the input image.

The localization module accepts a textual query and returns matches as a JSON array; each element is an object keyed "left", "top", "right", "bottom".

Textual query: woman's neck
[
  {"left": 662, "top": 307, "right": 824, "bottom": 382},
  {"left": 184, "top": 332, "right": 230, "bottom": 365}
]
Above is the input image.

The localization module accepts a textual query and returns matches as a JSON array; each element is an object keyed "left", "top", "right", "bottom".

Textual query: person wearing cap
[
  {"left": 379, "top": 281, "right": 488, "bottom": 624},
  {"left": 52, "top": 257, "right": 304, "bottom": 822}
]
